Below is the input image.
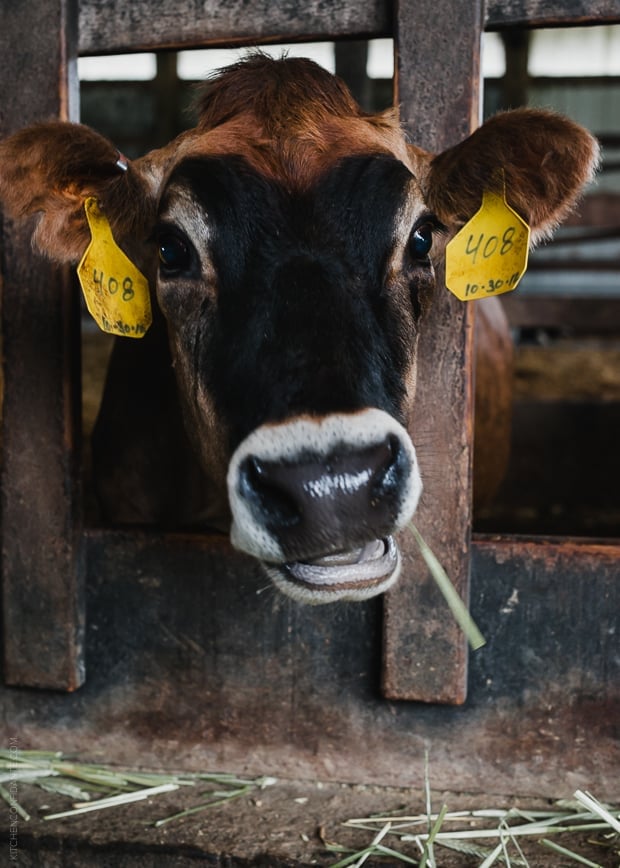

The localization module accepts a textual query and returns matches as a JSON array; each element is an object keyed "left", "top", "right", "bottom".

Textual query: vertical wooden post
[
  {"left": 382, "top": 0, "right": 482, "bottom": 703},
  {"left": 0, "top": 0, "right": 84, "bottom": 690}
]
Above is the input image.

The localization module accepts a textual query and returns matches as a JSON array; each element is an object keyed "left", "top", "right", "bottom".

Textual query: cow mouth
[{"left": 264, "top": 536, "right": 400, "bottom": 603}]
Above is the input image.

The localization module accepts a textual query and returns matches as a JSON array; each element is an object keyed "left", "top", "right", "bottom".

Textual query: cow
[{"left": 0, "top": 54, "right": 598, "bottom": 604}]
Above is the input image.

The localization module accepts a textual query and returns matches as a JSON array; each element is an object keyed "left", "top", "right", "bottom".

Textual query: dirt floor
[{"left": 3, "top": 771, "right": 619, "bottom": 867}]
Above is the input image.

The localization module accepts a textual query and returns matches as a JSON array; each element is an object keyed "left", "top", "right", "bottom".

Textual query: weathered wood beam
[
  {"left": 78, "top": 0, "right": 392, "bottom": 55},
  {"left": 381, "top": 0, "right": 481, "bottom": 704},
  {"left": 78, "top": 0, "right": 620, "bottom": 57},
  {"left": 486, "top": 0, "right": 620, "bottom": 29},
  {"left": 0, "top": 0, "right": 84, "bottom": 690}
]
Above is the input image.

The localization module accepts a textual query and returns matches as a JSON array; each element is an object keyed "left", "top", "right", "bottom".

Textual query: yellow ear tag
[
  {"left": 77, "top": 197, "right": 152, "bottom": 337},
  {"left": 445, "top": 188, "right": 531, "bottom": 301}
]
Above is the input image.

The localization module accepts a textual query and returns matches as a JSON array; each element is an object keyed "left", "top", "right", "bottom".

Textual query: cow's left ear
[
  {"left": 416, "top": 109, "right": 599, "bottom": 244},
  {"left": 0, "top": 122, "right": 161, "bottom": 262}
]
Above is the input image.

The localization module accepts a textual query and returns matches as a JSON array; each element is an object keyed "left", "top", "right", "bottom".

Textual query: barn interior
[{"left": 1, "top": 4, "right": 619, "bottom": 866}]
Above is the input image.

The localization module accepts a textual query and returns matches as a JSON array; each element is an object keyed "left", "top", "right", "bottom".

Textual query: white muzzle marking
[{"left": 227, "top": 408, "right": 422, "bottom": 603}]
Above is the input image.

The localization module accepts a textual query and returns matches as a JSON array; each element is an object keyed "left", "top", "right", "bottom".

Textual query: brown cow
[{"left": 0, "top": 55, "right": 598, "bottom": 603}]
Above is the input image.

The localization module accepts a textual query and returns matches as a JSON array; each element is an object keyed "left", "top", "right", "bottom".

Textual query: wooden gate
[{"left": 1, "top": 0, "right": 619, "bottom": 798}]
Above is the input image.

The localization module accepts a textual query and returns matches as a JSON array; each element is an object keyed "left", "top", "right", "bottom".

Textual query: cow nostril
[
  {"left": 239, "top": 456, "right": 301, "bottom": 529},
  {"left": 372, "top": 434, "right": 409, "bottom": 501}
]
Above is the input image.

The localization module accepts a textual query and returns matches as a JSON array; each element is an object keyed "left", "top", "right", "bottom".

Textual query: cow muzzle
[{"left": 227, "top": 409, "right": 422, "bottom": 603}]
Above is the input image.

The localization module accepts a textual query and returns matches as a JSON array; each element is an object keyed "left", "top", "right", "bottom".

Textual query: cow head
[{"left": 0, "top": 55, "right": 598, "bottom": 603}]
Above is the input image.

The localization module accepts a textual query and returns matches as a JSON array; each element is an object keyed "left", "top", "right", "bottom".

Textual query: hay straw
[
  {"left": 336, "top": 789, "right": 619, "bottom": 867},
  {"left": 574, "top": 789, "right": 620, "bottom": 835},
  {"left": 153, "top": 782, "right": 255, "bottom": 827},
  {"left": 327, "top": 823, "right": 420, "bottom": 868},
  {"left": 408, "top": 523, "right": 486, "bottom": 650},
  {"left": 0, "top": 749, "right": 275, "bottom": 827},
  {"left": 477, "top": 841, "right": 504, "bottom": 868},
  {"left": 43, "top": 784, "right": 179, "bottom": 820},
  {"left": 539, "top": 839, "right": 603, "bottom": 867},
  {"left": 419, "top": 804, "right": 448, "bottom": 868},
  {"left": 0, "top": 782, "right": 31, "bottom": 822}
]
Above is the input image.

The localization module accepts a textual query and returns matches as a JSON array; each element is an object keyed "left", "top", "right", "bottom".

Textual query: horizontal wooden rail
[
  {"left": 78, "top": 0, "right": 620, "bottom": 56},
  {"left": 78, "top": 0, "right": 392, "bottom": 55},
  {"left": 485, "top": 0, "right": 620, "bottom": 29},
  {"left": 473, "top": 532, "right": 620, "bottom": 561}
]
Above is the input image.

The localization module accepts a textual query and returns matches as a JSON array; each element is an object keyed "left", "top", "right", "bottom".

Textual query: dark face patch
[{"left": 156, "top": 153, "right": 437, "bottom": 453}]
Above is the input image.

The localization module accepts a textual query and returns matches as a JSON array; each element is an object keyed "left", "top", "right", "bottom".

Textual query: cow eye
[
  {"left": 409, "top": 222, "right": 434, "bottom": 260},
  {"left": 158, "top": 232, "right": 191, "bottom": 274}
]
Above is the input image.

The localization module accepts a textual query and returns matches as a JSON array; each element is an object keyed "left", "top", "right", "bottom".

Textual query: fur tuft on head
[
  {"left": 196, "top": 52, "right": 363, "bottom": 133},
  {"left": 191, "top": 53, "right": 408, "bottom": 190}
]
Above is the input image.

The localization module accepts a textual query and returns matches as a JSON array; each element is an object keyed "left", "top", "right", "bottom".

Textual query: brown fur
[
  {"left": 424, "top": 109, "right": 600, "bottom": 243},
  {"left": 198, "top": 54, "right": 362, "bottom": 131},
  {"left": 191, "top": 55, "right": 408, "bottom": 192},
  {"left": 0, "top": 122, "right": 156, "bottom": 263}
]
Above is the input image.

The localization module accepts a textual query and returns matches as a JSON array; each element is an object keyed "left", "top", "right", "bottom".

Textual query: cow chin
[{"left": 226, "top": 409, "right": 421, "bottom": 604}]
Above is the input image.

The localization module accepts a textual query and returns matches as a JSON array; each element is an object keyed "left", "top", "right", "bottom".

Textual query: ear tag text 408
[
  {"left": 77, "top": 197, "right": 152, "bottom": 337},
  {"left": 445, "top": 188, "right": 530, "bottom": 301}
]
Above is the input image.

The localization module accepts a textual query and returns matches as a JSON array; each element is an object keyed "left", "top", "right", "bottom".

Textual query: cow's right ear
[
  {"left": 413, "top": 109, "right": 599, "bottom": 245},
  {"left": 0, "top": 122, "right": 156, "bottom": 262}
]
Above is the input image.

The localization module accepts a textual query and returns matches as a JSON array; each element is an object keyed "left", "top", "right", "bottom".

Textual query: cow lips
[{"left": 284, "top": 536, "right": 398, "bottom": 588}]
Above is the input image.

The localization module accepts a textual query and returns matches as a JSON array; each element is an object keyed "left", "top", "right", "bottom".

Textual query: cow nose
[
  {"left": 237, "top": 435, "right": 406, "bottom": 560},
  {"left": 227, "top": 409, "right": 422, "bottom": 566}
]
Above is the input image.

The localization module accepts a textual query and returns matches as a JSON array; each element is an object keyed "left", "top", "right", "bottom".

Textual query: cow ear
[
  {"left": 0, "top": 122, "right": 158, "bottom": 262},
  {"left": 420, "top": 109, "right": 599, "bottom": 244}
]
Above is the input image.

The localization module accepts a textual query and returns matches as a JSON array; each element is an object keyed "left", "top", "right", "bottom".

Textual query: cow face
[
  {"left": 154, "top": 150, "right": 433, "bottom": 601},
  {"left": 0, "top": 55, "right": 598, "bottom": 603}
]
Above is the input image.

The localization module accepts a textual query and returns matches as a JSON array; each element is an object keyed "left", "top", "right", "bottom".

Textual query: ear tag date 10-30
[
  {"left": 445, "top": 188, "right": 531, "bottom": 301},
  {"left": 77, "top": 197, "right": 152, "bottom": 337}
]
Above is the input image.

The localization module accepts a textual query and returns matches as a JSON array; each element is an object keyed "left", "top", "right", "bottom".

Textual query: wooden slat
[
  {"left": 78, "top": 0, "right": 392, "bottom": 55},
  {"left": 0, "top": 0, "right": 84, "bottom": 690},
  {"left": 77, "top": 0, "right": 620, "bottom": 58},
  {"left": 486, "top": 0, "right": 620, "bottom": 28},
  {"left": 502, "top": 296, "right": 620, "bottom": 333},
  {"left": 381, "top": 0, "right": 481, "bottom": 704}
]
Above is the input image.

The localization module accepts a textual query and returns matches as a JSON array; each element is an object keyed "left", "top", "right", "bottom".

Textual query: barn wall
[{"left": 1, "top": 532, "right": 618, "bottom": 799}]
